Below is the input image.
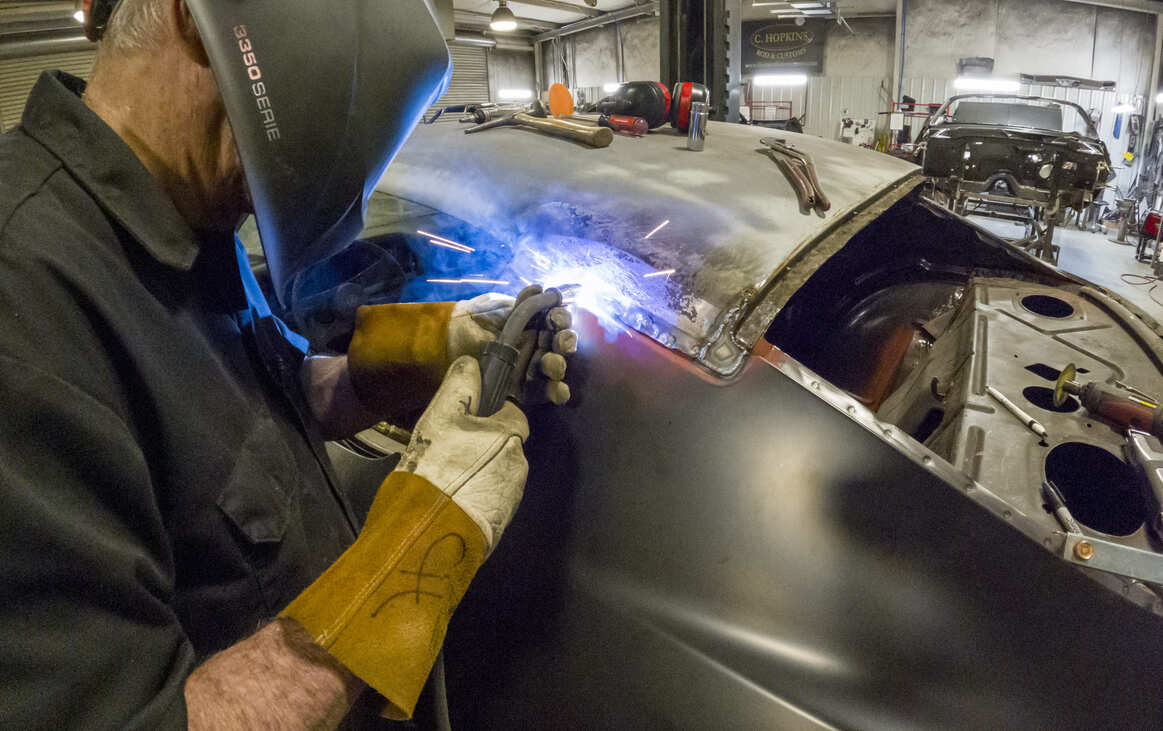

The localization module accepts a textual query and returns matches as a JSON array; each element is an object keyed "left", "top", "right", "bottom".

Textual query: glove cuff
[
  {"left": 347, "top": 302, "right": 456, "bottom": 415},
  {"left": 280, "top": 471, "right": 487, "bottom": 720}
]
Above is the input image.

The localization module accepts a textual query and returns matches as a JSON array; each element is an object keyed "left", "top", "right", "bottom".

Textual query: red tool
[
  {"left": 1055, "top": 363, "right": 1163, "bottom": 437},
  {"left": 670, "top": 82, "right": 710, "bottom": 133},
  {"left": 599, "top": 114, "right": 648, "bottom": 137}
]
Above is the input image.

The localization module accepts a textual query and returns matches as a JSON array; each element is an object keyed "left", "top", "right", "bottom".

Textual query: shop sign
[{"left": 742, "top": 20, "right": 824, "bottom": 73}]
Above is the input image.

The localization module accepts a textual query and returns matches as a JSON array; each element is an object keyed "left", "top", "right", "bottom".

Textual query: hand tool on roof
[
  {"left": 546, "top": 84, "right": 646, "bottom": 137},
  {"left": 1055, "top": 362, "right": 1163, "bottom": 438},
  {"left": 759, "top": 137, "right": 832, "bottom": 215},
  {"left": 465, "top": 99, "right": 613, "bottom": 148},
  {"left": 458, "top": 103, "right": 526, "bottom": 124}
]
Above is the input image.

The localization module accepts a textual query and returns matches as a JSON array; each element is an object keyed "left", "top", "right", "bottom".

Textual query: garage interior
[
  {"left": 5, "top": 0, "right": 1163, "bottom": 728},
  {"left": 2, "top": 3, "right": 1162, "bottom": 303},
  {"left": 4, "top": 0, "right": 1158, "bottom": 309}
]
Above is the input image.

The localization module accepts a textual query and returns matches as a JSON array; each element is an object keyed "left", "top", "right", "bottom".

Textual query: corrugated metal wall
[
  {"left": 749, "top": 76, "right": 892, "bottom": 140},
  {"left": 0, "top": 49, "right": 95, "bottom": 131},
  {"left": 426, "top": 44, "right": 490, "bottom": 123}
]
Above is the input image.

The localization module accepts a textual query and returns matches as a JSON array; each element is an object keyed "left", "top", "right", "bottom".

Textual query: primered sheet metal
[{"left": 377, "top": 122, "right": 916, "bottom": 360}]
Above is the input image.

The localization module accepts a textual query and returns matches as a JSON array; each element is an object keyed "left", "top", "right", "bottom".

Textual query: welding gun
[
  {"left": 478, "top": 285, "right": 572, "bottom": 417},
  {"left": 1054, "top": 363, "right": 1163, "bottom": 438}
]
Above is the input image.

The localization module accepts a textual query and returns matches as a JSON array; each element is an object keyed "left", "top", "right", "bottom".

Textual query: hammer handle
[{"left": 514, "top": 113, "right": 613, "bottom": 148}]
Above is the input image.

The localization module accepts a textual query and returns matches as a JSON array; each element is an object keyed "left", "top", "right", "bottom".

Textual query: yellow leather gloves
[
  {"left": 282, "top": 356, "right": 529, "bottom": 719},
  {"left": 346, "top": 301, "right": 455, "bottom": 416}
]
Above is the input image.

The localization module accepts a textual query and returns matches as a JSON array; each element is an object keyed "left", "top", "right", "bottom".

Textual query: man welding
[{"left": 0, "top": 0, "right": 572, "bottom": 727}]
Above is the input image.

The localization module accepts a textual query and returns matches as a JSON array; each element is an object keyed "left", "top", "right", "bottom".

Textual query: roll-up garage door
[
  {"left": 0, "top": 49, "right": 96, "bottom": 131},
  {"left": 425, "top": 43, "right": 490, "bottom": 123}
]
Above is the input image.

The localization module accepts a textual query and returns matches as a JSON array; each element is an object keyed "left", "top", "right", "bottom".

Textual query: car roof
[{"left": 377, "top": 119, "right": 917, "bottom": 353}]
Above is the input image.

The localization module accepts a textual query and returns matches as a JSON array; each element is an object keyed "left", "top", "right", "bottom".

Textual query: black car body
[
  {"left": 266, "top": 121, "right": 1163, "bottom": 729},
  {"left": 916, "top": 94, "right": 1111, "bottom": 211}
]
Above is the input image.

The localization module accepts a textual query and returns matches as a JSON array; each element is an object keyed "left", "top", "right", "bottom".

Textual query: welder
[{"left": 0, "top": 0, "right": 572, "bottom": 727}]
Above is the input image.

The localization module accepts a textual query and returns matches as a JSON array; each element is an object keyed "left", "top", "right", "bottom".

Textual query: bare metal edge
[{"left": 693, "top": 171, "right": 1163, "bottom": 612}]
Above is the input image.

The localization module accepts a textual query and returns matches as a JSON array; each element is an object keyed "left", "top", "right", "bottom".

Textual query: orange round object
[{"left": 548, "top": 83, "right": 574, "bottom": 118}]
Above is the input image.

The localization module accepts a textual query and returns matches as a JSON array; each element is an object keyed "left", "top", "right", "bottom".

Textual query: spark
[
  {"left": 427, "top": 238, "right": 473, "bottom": 253},
  {"left": 427, "top": 277, "right": 511, "bottom": 286},
  {"left": 642, "top": 269, "right": 676, "bottom": 278},
  {"left": 417, "top": 229, "right": 475, "bottom": 252},
  {"left": 643, "top": 219, "right": 670, "bottom": 240}
]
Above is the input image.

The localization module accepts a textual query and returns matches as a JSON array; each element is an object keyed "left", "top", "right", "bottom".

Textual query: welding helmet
[{"left": 87, "top": 0, "right": 451, "bottom": 307}]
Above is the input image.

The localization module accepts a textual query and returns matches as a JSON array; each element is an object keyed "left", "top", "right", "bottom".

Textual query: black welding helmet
[{"left": 180, "top": 0, "right": 451, "bottom": 307}]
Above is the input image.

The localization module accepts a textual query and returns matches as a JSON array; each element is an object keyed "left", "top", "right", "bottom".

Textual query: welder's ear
[{"left": 173, "top": 0, "right": 211, "bottom": 68}]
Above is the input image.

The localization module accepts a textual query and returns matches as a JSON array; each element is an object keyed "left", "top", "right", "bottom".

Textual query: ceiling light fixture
[{"left": 490, "top": 1, "right": 518, "bottom": 32}]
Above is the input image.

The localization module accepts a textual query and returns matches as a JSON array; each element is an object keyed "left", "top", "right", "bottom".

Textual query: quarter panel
[{"left": 445, "top": 312, "right": 1163, "bottom": 729}]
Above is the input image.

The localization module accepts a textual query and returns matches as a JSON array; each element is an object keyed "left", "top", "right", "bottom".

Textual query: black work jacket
[{"left": 0, "top": 72, "right": 360, "bottom": 729}]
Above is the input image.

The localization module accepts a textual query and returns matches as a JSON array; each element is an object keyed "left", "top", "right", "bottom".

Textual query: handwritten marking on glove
[{"left": 370, "top": 532, "right": 467, "bottom": 653}]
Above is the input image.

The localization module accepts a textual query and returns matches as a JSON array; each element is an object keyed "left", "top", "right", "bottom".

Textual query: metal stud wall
[{"left": 0, "top": 49, "right": 95, "bottom": 131}]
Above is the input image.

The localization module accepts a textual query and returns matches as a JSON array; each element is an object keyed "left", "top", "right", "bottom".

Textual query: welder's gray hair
[{"left": 99, "top": 0, "right": 168, "bottom": 54}]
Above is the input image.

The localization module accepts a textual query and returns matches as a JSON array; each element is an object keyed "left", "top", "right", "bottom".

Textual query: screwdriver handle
[{"left": 599, "top": 114, "right": 648, "bottom": 137}]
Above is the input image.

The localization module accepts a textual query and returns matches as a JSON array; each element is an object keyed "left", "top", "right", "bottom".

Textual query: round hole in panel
[
  {"left": 1044, "top": 443, "right": 1143, "bottom": 536},
  {"left": 1021, "top": 294, "right": 1075, "bottom": 319}
]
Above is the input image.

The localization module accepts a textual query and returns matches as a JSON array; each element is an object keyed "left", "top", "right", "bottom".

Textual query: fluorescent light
[
  {"left": 801, "top": 7, "right": 832, "bottom": 13},
  {"left": 753, "top": 73, "right": 808, "bottom": 87},
  {"left": 1112, "top": 103, "right": 1134, "bottom": 113},
  {"left": 498, "top": 88, "right": 532, "bottom": 100},
  {"left": 1156, "top": 92, "right": 1163, "bottom": 104},
  {"left": 790, "top": 1, "right": 823, "bottom": 7},
  {"left": 603, "top": 82, "right": 622, "bottom": 93},
  {"left": 490, "top": 1, "right": 518, "bottom": 32},
  {"left": 953, "top": 76, "right": 1020, "bottom": 92},
  {"left": 72, "top": 9, "right": 84, "bottom": 22}
]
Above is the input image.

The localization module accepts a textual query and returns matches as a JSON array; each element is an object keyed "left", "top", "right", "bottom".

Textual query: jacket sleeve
[{"left": 0, "top": 353, "right": 194, "bottom": 730}]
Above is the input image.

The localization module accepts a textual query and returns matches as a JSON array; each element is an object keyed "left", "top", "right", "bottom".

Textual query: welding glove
[
  {"left": 347, "top": 290, "right": 576, "bottom": 416},
  {"left": 282, "top": 355, "right": 528, "bottom": 720}
]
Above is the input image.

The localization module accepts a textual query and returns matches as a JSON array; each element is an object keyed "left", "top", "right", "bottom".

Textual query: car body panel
[
  {"left": 378, "top": 122, "right": 916, "bottom": 359},
  {"left": 915, "top": 95, "right": 1111, "bottom": 208},
  {"left": 441, "top": 310, "right": 1163, "bottom": 729},
  {"left": 305, "top": 122, "right": 1163, "bottom": 728}
]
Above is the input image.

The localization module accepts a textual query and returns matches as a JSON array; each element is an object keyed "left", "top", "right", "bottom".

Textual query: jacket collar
[{"left": 21, "top": 71, "right": 201, "bottom": 271}]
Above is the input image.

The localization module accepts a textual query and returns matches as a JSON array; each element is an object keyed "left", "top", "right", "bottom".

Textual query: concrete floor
[{"left": 968, "top": 215, "right": 1163, "bottom": 316}]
